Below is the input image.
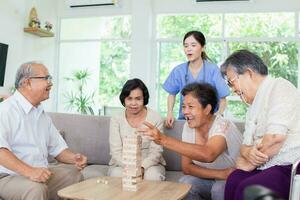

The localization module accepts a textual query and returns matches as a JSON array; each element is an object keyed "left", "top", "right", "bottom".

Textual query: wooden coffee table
[{"left": 58, "top": 176, "right": 191, "bottom": 200}]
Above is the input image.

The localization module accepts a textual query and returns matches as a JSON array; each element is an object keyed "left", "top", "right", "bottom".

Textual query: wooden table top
[{"left": 58, "top": 176, "right": 191, "bottom": 200}]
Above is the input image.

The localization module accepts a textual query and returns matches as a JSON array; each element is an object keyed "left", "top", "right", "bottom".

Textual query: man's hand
[
  {"left": 246, "top": 144, "right": 268, "bottom": 166},
  {"left": 137, "top": 121, "right": 164, "bottom": 145},
  {"left": 74, "top": 153, "right": 87, "bottom": 170},
  {"left": 26, "top": 167, "right": 52, "bottom": 183}
]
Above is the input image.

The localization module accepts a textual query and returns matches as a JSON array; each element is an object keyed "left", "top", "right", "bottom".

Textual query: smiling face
[
  {"left": 25, "top": 64, "right": 53, "bottom": 106},
  {"left": 124, "top": 88, "right": 144, "bottom": 115},
  {"left": 182, "top": 93, "right": 211, "bottom": 129},
  {"left": 183, "top": 35, "right": 204, "bottom": 62}
]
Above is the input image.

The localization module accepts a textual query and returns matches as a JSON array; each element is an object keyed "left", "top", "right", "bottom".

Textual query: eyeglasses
[
  {"left": 29, "top": 75, "right": 53, "bottom": 83},
  {"left": 226, "top": 75, "right": 238, "bottom": 87}
]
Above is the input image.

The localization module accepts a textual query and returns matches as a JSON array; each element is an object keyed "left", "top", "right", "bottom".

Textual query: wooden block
[
  {"left": 123, "top": 167, "right": 142, "bottom": 176},
  {"left": 122, "top": 175, "right": 142, "bottom": 183}
]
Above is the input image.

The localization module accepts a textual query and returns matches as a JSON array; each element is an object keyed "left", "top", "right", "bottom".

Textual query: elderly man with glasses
[
  {"left": 0, "top": 61, "right": 87, "bottom": 200},
  {"left": 221, "top": 50, "right": 300, "bottom": 200}
]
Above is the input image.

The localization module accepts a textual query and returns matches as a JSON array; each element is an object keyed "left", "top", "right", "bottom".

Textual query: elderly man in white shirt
[{"left": 0, "top": 61, "right": 87, "bottom": 200}]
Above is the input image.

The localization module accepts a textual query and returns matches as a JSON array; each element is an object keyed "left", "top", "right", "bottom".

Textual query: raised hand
[{"left": 137, "top": 121, "right": 163, "bottom": 145}]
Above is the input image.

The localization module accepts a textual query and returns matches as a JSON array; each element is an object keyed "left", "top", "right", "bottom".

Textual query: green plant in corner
[{"left": 64, "top": 69, "right": 95, "bottom": 115}]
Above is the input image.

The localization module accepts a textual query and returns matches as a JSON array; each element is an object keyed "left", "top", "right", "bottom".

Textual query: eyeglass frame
[
  {"left": 29, "top": 75, "right": 53, "bottom": 83},
  {"left": 226, "top": 75, "right": 239, "bottom": 87}
]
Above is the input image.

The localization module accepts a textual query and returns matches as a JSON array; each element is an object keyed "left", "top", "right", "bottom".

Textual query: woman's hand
[
  {"left": 137, "top": 121, "right": 164, "bottom": 145},
  {"left": 223, "top": 167, "right": 235, "bottom": 179},
  {"left": 165, "top": 111, "right": 175, "bottom": 129},
  {"left": 236, "top": 157, "right": 256, "bottom": 171},
  {"left": 246, "top": 144, "right": 268, "bottom": 166}
]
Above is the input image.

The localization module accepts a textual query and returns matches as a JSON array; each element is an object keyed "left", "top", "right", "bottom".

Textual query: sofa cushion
[
  {"left": 81, "top": 165, "right": 108, "bottom": 179},
  {"left": 163, "top": 120, "right": 185, "bottom": 171},
  {"left": 48, "top": 112, "right": 111, "bottom": 165}
]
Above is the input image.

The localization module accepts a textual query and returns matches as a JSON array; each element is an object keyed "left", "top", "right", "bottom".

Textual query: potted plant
[{"left": 64, "top": 69, "right": 95, "bottom": 115}]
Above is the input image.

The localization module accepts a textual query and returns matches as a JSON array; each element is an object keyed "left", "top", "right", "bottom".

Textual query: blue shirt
[{"left": 163, "top": 60, "right": 230, "bottom": 119}]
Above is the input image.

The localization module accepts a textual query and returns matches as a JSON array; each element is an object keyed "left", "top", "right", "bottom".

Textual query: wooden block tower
[{"left": 122, "top": 134, "right": 142, "bottom": 191}]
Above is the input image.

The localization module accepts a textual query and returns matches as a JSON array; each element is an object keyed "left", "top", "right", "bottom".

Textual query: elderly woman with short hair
[
  {"left": 221, "top": 49, "right": 300, "bottom": 200},
  {"left": 139, "top": 82, "right": 242, "bottom": 200},
  {"left": 108, "top": 78, "right": 166, "bottom": 181}
]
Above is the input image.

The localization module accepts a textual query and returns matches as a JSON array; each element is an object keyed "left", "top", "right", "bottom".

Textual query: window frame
[{"left": 155, "top": 12, "right": 300, "bottom": 120}]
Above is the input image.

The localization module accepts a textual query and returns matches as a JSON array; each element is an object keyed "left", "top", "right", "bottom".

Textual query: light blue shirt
[
  {"left": 0, "top": 90, "right": 67, "bottom": 175},
  {"left": 163, "top": 60, "right": 230, "bottom": 119}
]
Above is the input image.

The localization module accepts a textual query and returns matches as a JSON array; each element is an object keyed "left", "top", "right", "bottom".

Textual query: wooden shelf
[{"left": 24, "top": 27, "right": 54, "bottom": 37}]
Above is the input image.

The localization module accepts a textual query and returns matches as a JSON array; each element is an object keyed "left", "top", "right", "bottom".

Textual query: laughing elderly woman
[
  {"left": 139, "top": 83, "right": 242, "bottom": 200},
  {"left": 221, "top": 49, "right": 300, "bottom": 200}
]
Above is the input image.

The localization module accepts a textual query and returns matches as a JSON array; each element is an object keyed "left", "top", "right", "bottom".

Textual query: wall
[
  {"left": 0, "top": 0, "right": 26, "bottom": 94},
  {"left": 0, "top": 0, "right": 58, "bottom": 110}
]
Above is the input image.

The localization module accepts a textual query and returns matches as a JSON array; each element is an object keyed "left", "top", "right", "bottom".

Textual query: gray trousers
[{"left": 0, "top": 163, "right": 83, "bottom": 200}]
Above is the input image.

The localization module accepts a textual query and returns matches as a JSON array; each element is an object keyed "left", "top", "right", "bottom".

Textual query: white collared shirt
[
  {"left": 243, "top": 77, "right": 300, "bottom": 169},
  {"left": 0, "top": 90, "right": 67, "bottom": 174}
]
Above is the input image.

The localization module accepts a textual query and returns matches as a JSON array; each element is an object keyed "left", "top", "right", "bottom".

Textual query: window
[
  {"left": 157, "top": 12, "right": 299, "bottom": 120},
  {"left": 58, "top": 16, "right": 131, "bottom": 115}
]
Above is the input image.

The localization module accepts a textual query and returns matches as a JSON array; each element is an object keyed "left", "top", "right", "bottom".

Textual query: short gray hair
[
  {"left": 220, "top": 49, "right": 268, "bottom": 77},
  {"left": 15, "top": 61, "right": 42, "bottom": 89}
]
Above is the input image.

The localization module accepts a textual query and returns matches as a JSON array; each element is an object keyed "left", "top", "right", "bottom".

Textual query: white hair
[{"left": 15, "top": 61, "right": 43, "bottom": 89}]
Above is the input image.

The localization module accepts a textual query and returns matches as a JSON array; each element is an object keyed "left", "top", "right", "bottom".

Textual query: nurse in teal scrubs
[{"left": 163, "top": 30, "right": 229, "bottom": 128}]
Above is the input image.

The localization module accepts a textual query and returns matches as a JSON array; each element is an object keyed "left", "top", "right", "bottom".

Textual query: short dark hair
[
  {"left": 220, "top": 49, "right": 268, "bottom": 77},
  {"left": 183, "top": 30, "right": 209, "bottom": 60},
  {"left": 181, "top": 82, "right": 217, "bottom": 114},
  {"left": 119, "top": 78, "right": 149, "bottom": 107}
]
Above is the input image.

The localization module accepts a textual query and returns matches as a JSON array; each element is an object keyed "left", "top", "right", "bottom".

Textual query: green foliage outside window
[
  {"left": 227, "top": 100, "right": 248, "bottom": 120},
  {"left": 98, "top": 17, "right": 131, "bottom": 108},
  {"left": 157, "top": 14, "right": 222, "bottom": 38},
  {"left": 225, "top": 13, "right": 295, "bottom": 37},
  {"left": 229, "top": 42, "right": 298, "bottom": 87},
  {"left": 99, "top": 41, "right": 131, "bottom": 107}
]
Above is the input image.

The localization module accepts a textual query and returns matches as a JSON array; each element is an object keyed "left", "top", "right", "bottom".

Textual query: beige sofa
[{"left": 48, "top": 112, "right": 245, "bottom": 181}]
